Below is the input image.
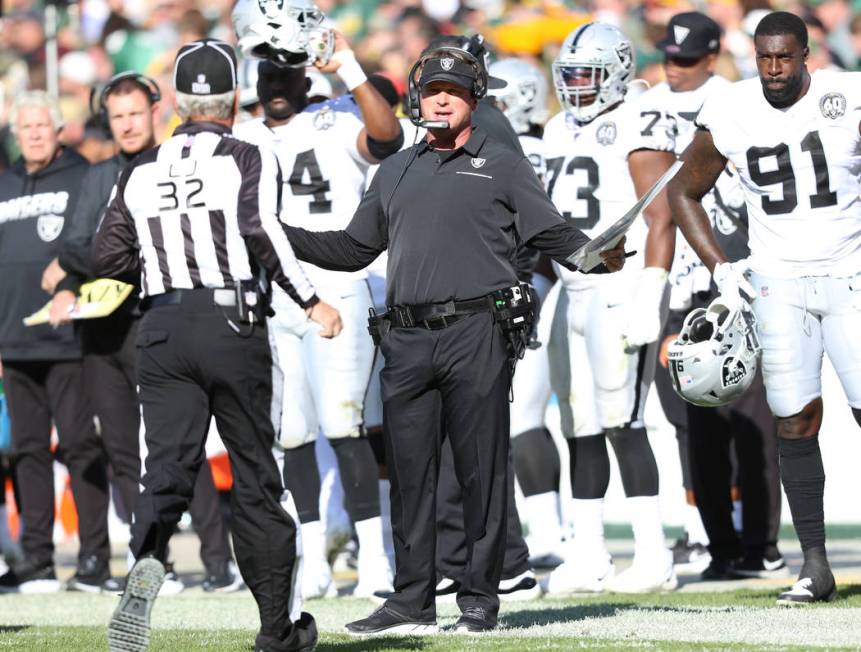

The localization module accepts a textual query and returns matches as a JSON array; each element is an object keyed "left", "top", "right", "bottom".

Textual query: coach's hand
[
  {"left": 42, "top": 257, "right": 67, "bottom": 294},
  {"left": 307, "top": 301, "right": 343, "bottom": 338},
  {"left": 48, "top": 290, "right": 76, "bottom": 327},
  {"left": 600, "top": 236, "right": 628, "bottom": 272}
]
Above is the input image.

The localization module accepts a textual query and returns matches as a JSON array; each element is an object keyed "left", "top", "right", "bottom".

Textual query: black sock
[
  {"left": 511, "top": 427, "right": 560, "bottom": 496},
  {"left": 282, "top": 442, "right": 321, "bottom": 523},
  {"left": 331, "top": 437, "right": 381, "bottom": 522},
  {"left": 568, "top": 434, "right": 610, "bottom": 499},
  {"left": 779, "top": 435, "right": 826, "bottom": 555},
  {"left": 606, "top": 427, "right": 659, "bottom": 497}
]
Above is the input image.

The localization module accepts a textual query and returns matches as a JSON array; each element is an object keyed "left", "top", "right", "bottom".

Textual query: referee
[
  {"left": 94, "top": 39, "right": 340, "bottom": 652},
  {"left": 283, "top": 47, "right": 627, "bottom": 634}
]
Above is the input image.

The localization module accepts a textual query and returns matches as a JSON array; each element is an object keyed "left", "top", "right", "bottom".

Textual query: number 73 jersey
[
  {"left": 234, "top": 106, "right": 370, "bottom": 286},
  {"left": 542, "top": 100, "right": 676, "bottom": 273},
  {"left": 696, "top": 70, "right": 861, "bottom": 278}
]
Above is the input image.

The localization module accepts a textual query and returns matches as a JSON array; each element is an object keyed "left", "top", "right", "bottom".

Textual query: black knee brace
[
  {"left": 606, "top": 427, "right": 659, "bottom": 497},
  {"left": 511, "top": 427, "right": 560, "bottom": 496},
  {"left": 330, "top": 437, "right": 381, "bottom": 522},
  {"left": 282, "top": 442, "right": 321, "bottom": 523},
  {"left": 568, "top": 434, "right": 610, "bottom": 499}
]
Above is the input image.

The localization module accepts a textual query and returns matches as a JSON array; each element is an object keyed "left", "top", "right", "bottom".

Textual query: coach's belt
[
  {"left": 143, "top": 288, "right": 237, "bottom": 310},
  {"left": 381, "top": 297, "right": 491, "bottom": 330}
]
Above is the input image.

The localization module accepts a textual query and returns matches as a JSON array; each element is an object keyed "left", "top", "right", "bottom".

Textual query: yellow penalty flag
[{"left": 24, "top": 279, "right": 135, "bottom": 326}]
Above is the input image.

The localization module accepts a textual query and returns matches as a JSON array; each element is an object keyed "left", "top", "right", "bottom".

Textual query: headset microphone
[{"left": 419, "top": 119, "right": 449, "bottom": 129}]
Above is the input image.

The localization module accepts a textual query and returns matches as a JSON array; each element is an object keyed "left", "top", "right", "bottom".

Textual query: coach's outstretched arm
[{"left": 667, "top": 129, "right": 730, "bottom": 273}]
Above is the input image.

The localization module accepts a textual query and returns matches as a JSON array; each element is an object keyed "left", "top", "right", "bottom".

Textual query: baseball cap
[
  {"left": 419, "top": 55, "right": 478, "bottom": 92},
  {"left": 657, "top": 12, "right": 721, "bottom": 59},
  {"left": 174, "top": 39, "right": 238, "bottom": 96}
]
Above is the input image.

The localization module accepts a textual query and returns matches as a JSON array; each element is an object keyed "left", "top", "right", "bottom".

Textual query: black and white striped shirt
[{"left": 93, "top": 121, "right": 318, "bottom": 309}]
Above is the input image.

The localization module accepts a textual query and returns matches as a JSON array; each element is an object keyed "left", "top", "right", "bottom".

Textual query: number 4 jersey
[
  {"left": 542, "top": 99, "right": 676, "bottom": 286},
  {"left": 696, "top": 69, "right": 861, "bottom": 278},
  {"left": 234, "top": 105, "right": 370, "bottom": 287}
]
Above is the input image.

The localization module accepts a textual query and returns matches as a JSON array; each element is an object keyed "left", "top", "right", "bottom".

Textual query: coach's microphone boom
[{"left": 419, "top": 119, "right": 449, "bottom": 129}]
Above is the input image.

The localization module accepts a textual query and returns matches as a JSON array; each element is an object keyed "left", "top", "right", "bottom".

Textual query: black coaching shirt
[
  {"left": 93, "top": 121, "right": 317, "bottom": 309},
  {"left": 285, "top": 127, "right": 592, "bottom": 307}
]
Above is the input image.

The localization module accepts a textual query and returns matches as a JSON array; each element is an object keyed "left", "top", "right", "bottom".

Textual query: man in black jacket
[
  {"left": 0, "top": 90, "right": 110, "bottom": 592},
  {"left": 45, "top": 73, "right": 242, "bottom": 594}
]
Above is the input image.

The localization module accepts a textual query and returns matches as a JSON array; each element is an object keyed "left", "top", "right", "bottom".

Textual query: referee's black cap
[{"left": 174, "top": 39, "right": 238, "bottom": 96}]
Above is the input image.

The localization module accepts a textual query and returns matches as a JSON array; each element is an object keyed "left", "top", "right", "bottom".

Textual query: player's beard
[{"left": 761, "top": 70, "right": 805, "bottom": 108}]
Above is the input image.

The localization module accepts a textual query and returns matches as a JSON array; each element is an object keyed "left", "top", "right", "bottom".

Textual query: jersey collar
[
  {"left": 172, "top": 120, "right": 233, "bottom": 137},
  {"left": 417, "top": 126, "right": 487, "bottom": 158}
]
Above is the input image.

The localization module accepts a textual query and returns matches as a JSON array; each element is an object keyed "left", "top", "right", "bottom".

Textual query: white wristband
[{"left": 333, "top": 50, "right": 367, "bottom": 91}]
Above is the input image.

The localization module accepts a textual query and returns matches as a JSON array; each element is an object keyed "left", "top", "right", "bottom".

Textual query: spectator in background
[
  {"left": 0, "top": 91, "right": 110, "bottom": 593},
  {"left": 808, "top": 0, "right": 855, "bottom": 66},
  {"left": 850, "top": 12, "right": 861, "bottom": 68}
]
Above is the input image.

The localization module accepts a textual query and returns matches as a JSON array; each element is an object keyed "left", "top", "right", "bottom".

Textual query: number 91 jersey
[
  {"left": 697, "top": 70, "right": 861, "bottom": 278},
  {"left": 542, "top": 99, "right": 675, "bottom": 287},
  {"left": 233, "top": 105, "right": 369, "bottom": 287}
]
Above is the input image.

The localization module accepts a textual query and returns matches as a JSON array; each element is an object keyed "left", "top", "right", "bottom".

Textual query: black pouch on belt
[{"left": 367, "top": 308, "right": 391, "bottom": 345}]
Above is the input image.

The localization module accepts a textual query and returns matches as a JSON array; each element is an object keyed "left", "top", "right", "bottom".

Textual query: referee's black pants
[
  {"left": 688, "top": 370, "right": 782, "bottom": 562},
  {"left": 83, "top": 312, "right": 233, "bottom": 574},
  {"left": 3, "top": 358, "right": 110, "bottom": 566},
  {"left": 380, "top": 312, "right": 510, "bottom": 620},
  {"left": 130, "top": 297, "right": 303, "bottom": 641}
]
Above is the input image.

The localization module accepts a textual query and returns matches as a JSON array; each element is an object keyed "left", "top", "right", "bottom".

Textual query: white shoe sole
[
  {"left": 346, "top": 623, "right": 439, "bottom": 636},
  {"left": 107, "top": 558, "right": 166, "bottom": 652},
  {"left": 0, "top": 579, "right": 61, "bottom": 594},
  {"left": 608, "top": 575, "right": 678, "bottom": 594}
]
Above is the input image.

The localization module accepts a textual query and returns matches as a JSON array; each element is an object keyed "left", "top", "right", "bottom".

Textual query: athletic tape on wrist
[{"left": 333, "top": 50, "right": 367, "bottom": 91}]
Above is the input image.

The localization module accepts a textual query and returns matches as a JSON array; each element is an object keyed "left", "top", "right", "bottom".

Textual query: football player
[
  {"left": 668, "top": 11, "right": 861, "bottom": 603},
  {"left": 487, "top": 58, "right": 566, "bottom": 567},
  {"left": 233, "top": 1, "right": 404, "bottom": 599},
  {"left": 542, "top": 22, "right": 679, "bottom": 594}
]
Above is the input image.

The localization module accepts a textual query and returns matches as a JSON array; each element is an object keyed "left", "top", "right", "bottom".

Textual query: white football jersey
[
  {"left": 233, "top": 104, "right": 369, "bottom": 288},
  {"left": 697, "top": 70, "right": 861, "bottom": 278},
  {"left": 639, "top": 76, "right": 733, "bottom": 308},
  {"left": 520, "top": 134, "right": 546, "bottom": 182},
  {"left": 543, "top": 99, "right": 675, "bottom": 287}
]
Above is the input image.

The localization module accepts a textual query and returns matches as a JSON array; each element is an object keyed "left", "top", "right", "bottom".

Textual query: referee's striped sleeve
[
  {"left": 221, "top": 139, "right": 318, "bottom": 309},
  {"left": 92, "top": 162, "right": 141, "bottom": 283}
]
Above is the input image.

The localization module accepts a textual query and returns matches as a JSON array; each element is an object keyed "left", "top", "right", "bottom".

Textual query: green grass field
[{"left": 3, "top": 587, "right": 861, "bottom": 651}]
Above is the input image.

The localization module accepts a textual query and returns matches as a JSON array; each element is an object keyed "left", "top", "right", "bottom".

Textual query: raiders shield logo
[
  {"left": 721, "top": 357, "right": 746, "bottom": 388},
  {"left": 820, "top": 92, "right": 846, "bottom": 119},
  {"left": 257, "top": 0, "right": 284, "bottom": 19},
  {"left": 37, "top": 214, "right": 64, "bottom": 242},
  {"left": 596, "top": 121, "right": 617, "bottom": 146},
  {"left": 440, "top": 58, "right": 455, "bottom": 71},
  {"left": 471, "top": 157, "right": 486, "bottom": 169}
]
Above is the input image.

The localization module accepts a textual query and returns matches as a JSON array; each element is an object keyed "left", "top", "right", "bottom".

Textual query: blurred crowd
[{"left": 2, "top": 0, "right": 861, "bottom": 171}]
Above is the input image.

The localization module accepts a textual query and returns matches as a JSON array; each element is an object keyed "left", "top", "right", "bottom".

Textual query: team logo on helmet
[
  {"left": 471, "top": 157, "right": 486, "bottom": 168},
  {"left": 37, "top": 214, "right": 64, "bottom": 242},
  {"left": 596, "top": 121, "right": 617, "bottom": 146},
  {"left": 819, "top": 92, "right": 846, "bottom": 120},
  {"left": 721, "top": 357, "right": 747, "bottom": 388},
  {"left": 440, "top": 57, "right": 455, "bottom": 71},
  {"left": 257, "top": 0, "right": 284, "bottom": 19}
]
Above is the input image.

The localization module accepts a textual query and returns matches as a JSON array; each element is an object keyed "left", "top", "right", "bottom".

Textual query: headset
[
  {"left": 405, "top": 46, "right": 488, "bottom": 129},
  {"left": 89, "top": 71, "right": 161, "bottom": 130}
]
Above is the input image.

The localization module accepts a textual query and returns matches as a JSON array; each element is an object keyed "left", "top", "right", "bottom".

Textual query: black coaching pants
[
  {"left": 129, "top": 297, "right": 300, "bottom": 640},
  {"left": 3, "top": 358, "right": 109, "bottom": 565},
  {"left": 83, "top": 312, "right": 232, "bottom": 574},
  {"left": 380, "top": 312, "right": 511, "bottom": 620},
  {"left": 688, "top": 370, "right": 782, "bottom": 562}
]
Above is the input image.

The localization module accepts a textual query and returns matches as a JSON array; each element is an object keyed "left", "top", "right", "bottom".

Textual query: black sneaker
[
  {"left": 255, "top": 612, "right": 318, "bottom": 652},
  {"left": 202, "top": 561, "right": 244, "bottom": 593},
  {"left": 777, "top": 558, "right": 837, "bottom": 605},
  {"left": 107, "top": 557, "right": 166, "bottom": 652},
  {"left": 345, "top": 605, "right": 438, "bottom": 636},
  {"left": 498, "top": 570, "right": 540, "bottom": 602},
  {"left": 102, "top": 575, "right": 127, "bottom": 596},
  {"left": 671, "top": 535, "right": 712, "bottom": 575},
  {"left": 700, "top": 557, "right": 734, "bottom": 581},
  {"left": 66, "top": 555, "right": 110, "bottom": 593},
  {"left": 454, "top": 606, "right": 497, "bottom": 633},
  {"left": 0, "top": 558, "right": 60, "bottom": 594},
  {"left": 731, "top": 552, "right": 791, "bottom": 580}
]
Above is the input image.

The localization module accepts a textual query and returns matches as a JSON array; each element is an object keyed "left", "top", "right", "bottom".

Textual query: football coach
[
  {"left": 282, "top": 46, "right": 628, "bottom": 635},
  {"left": 94, "top": 39, "right": 340, "bottom": 652}
]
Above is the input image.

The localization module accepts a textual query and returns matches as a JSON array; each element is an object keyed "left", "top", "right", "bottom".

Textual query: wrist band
[{"left": 333, "top": 50, "right": 367, "bottom": 91}]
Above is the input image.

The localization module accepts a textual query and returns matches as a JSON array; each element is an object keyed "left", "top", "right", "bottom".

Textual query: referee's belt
[
  {"left": 378, "top": 297, "right": 491, "bottom": 330},
  {"left": 142, "top": 288, "right": 237, "bottom": 311}
]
